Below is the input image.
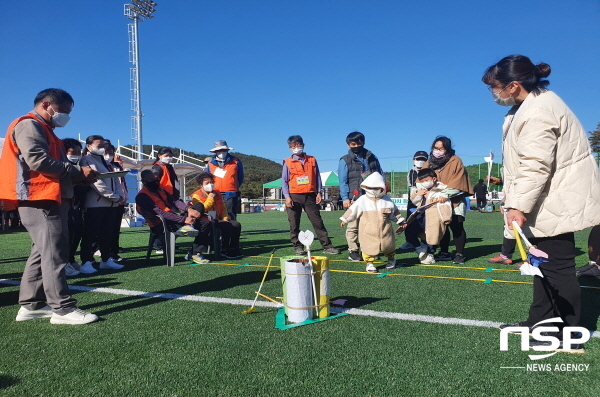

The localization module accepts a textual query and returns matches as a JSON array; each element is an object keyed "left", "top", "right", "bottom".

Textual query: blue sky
[{"left": 1, "top": 0, "right": 599, "bottom": 172}]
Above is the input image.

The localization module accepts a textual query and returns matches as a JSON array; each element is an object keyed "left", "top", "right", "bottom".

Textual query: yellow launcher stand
[{"left": 311, "top": 256, "right": 330, "bottom": 318}]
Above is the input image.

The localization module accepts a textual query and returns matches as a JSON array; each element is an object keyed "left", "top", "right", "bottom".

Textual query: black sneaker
[
  {"left": 294, "top": 246, "right": 306, "bottom": 255},
  {"left": 434, "top": 252, "right": 452, "bottom": 261},
  {"left": 453, "top": 253, "right": 465, "bottom": 264},
  {"left": 348, "top": 250, "right": 361, "bottom": 261},
  {"left": 499, "top": 321, "right": 534, "bottom": 335},
  {"left": 529, "top": 338, "right": 585, "bottom": 354}
]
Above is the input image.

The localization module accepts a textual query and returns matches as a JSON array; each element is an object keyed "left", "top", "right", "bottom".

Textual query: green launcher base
[{"left": 274, "top": 307, "right": 349, "bottom": 330}]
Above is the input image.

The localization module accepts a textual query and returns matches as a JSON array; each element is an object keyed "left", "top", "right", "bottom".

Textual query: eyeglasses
[{"left": 488, "top": 81, "right": 514, "bottom": 93}]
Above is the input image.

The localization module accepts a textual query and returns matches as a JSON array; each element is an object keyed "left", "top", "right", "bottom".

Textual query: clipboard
[{"left": 97, "top": 170, "right": 129, "bottom": 179}]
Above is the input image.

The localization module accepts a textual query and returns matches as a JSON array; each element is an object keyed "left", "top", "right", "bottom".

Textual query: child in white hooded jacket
[{"left": 340, "top": 172, "right": 404, "bottom": 272}]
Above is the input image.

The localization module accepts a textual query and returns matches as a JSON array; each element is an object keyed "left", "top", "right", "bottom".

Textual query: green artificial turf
[{"left": 1, "top": 211, "right": 599, "bottom": 396}]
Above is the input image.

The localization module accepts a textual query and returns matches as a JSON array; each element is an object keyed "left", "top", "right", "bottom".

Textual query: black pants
[
  {"left": 405, "top": 213, "right": 435, "bottom": 254},
  {"left": 501, "top": 236, "right": 516, "bottom": 258},
  {"left": 189, "top": 219, "right": 214, "bottom": 254},
  {"left": 588, "top": 225, "right": 600, "bottom": 263},
  {"left": 80, "top": 207, "right": 118, "bottom": 263},
  {"left": 110, "top": 205, "right": 125, "bottom": 257},
  {"left": 216, "top": 220, "right": 241, "bottom": 251},
  {"left": 476, "top": 197, "right": 487, "bottom": 209},
  {"left": 224, "top": 196, "right": 240, "bottom": 221},
  {"left": 525, "top": 232, "right": 580, "bottom": 328},
  {"left": 440, "top": 214, "right": 466, "bottom": 255},
  {"left": 68, "top": 206, "right": 84, "bottom": 263},
  {"left": 286, "top": 192, "right": 332, "bottom": 249}
]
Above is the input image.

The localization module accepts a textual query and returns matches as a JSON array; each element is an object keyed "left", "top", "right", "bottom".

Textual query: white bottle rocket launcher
[{"left": 280, "top": 230, "right": 332, "bottom": 323}]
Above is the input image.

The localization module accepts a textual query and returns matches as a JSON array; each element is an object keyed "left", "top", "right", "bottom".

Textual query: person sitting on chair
[
  {"left": 191, "top": 172, "right": 243, "bottom": 259},
  {"left": 135, "top": 170, "right": 211, "bottom": 264}
]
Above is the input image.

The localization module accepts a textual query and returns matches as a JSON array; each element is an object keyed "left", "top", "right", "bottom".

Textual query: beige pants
[{"left": 345, "top": 218, "right": 360, "bottom": 251}]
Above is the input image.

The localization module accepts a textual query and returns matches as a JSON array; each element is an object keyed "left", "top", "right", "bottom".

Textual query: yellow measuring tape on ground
[{"left": 204, "top": 256, "right": 600, "bottom": 290}]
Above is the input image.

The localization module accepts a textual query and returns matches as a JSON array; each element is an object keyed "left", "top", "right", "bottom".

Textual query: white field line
[{"left": 1, "top": 278, "right": 598, "bottom": 338}]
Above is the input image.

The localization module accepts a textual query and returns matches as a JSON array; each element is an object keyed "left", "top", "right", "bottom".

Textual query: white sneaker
[
  {"left": 398, "top": 242, "right": 414, "bottom": 250},
  {"left": 155, "top": 249, "right": 164, "bottom": 254},
  {"left": 93, "top": 250, "right": 101, "bottom": 257},
  {"left": 365, "top": 263, "right": 378, "bottom": 273},
  {"left": 420, "top": 254, "right": 436, "bottom": 264},
  {"left": 415, "top": 244, "right": 428, "bottom": 261},
  {"left": 15, "top": 305, "right": 53, "bottom": 321},
  {"left": 50, "top": 308, "right": 99, "bottom": 325},
  {"left": 79, "top": 261, "right": 98, "bottom": 274},
  {"left": 99, "top": 258, "right": 124, "bottom": 270},
  {"left": 64, "top": 263, "right": 80, "bottom": 276},
  {"left": 385, "top": 259, "right": 396, "bottom": 270}
]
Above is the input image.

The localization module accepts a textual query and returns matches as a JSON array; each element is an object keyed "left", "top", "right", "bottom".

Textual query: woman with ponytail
[{"left": 483, "top": 55, "right": 600, "bottom": 351}]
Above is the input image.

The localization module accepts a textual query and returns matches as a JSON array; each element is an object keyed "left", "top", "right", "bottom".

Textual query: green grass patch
[{"left": 1, "top": 211, "right": 599, "bottom": 396}]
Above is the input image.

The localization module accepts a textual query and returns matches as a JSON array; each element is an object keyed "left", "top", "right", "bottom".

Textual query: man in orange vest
[
  {"left": 205, "top": 140, "right": 244, "bottom": 221},
  {"left": 0, "top": 88, "right": 99, "bottom": 325},
  {"left": 282, "top": 135, "right": 339, "bottom": 255}
]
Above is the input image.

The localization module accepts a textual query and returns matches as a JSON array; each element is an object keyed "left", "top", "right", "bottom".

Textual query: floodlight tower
[{"left": 124, "top": 0, "right": 157, "bottom": 162}]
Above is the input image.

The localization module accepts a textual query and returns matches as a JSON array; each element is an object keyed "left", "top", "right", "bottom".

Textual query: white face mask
[
  {"left": 493, "top": 92, "right": 516, "bottom": 106},
  {"left": 291, "top": 147, "right": 304, "bottom": 155},
  {"left": 67, "top": 155, "right": 81, "bottom": 164},
  {"left": 414, "top": 160, "right": 425, "bottom": 168},
  {"left": 216, "top": 151, "right": 227, "bottom": 160},
  {"left": 48, "top": 105, "right": 71, "bottom": 128},
  {"left": 421, "top": 181, "right": 434, "bottom": 189},
  {"left": 203, "top": 183, "right": 214, "bottom": 192},
  {"left": 364, "top": 188, "right": 384, "bottom": 198},
  {"left": 160, "top": 156, "right": 173, "bottom": 164},
  {"left": 90, "top": 146, "right": 105, "bottom": 156}
]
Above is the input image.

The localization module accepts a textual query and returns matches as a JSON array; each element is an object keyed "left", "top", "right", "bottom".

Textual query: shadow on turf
[
  {"left": 330, "top": 295, "right": 388, "bottom": 308},
  {"left": 78, "top": 270, "right": 279, "bottom": 316},
  {"left": 0, "top": 257, "right": 29, "bottom": 265},
  {"left": 0, "top": 287, "right": 19, "bottom": 308},
  {"left": 0, "top": 374, "right": 19, "bottom": 390},
  {"left": 240, "top": 229, "right": 289, "bottom": 236}
]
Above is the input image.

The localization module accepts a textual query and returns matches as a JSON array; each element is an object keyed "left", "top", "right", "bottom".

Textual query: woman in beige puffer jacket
[{"left": 483, "top": 55, "right": 600, "bottom": 343}]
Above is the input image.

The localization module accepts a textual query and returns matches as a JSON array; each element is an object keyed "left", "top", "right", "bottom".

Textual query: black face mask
[
  {"left": 145, "top": 181, "right": 160, "bottom": 191},
  {"left": 350, "top": 146, "right": 365, "bottom": 154}
]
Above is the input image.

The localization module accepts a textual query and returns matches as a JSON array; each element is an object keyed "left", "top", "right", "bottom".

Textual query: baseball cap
[{"left": 413, "top": 151, "right": 428, "bottom": 160}]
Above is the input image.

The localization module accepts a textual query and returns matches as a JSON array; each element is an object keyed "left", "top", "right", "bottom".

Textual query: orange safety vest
[
  {"left": 190, "top": 189, "right": 228, "bottom": 220},
  {"left": 284, "top": 155, "right": 318, "bottom": 194},
  {"left": 154, "top": 162, "right": 178, "bottom": 196},
  {"left": 0, "top": 112, "right": 65, "bottom": 204},
  {"left": 208, "top": 158, "right": 240, "bottom": 193},
  {"left": 135, "top": 186, "right": 173, "bottom": 230}
]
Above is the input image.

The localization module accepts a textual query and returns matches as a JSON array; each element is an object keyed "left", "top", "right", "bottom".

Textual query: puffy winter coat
[
  {"left": 340, "top": 172, "right": 401, "bottom": 256},
  {"left": 502, "top": 90, "right": 600, "bottom": 238}
]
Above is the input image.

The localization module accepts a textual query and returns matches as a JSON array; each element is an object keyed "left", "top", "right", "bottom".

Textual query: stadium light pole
[{"left": 124, "top": 0, "right": 157, "bottom": 164}]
